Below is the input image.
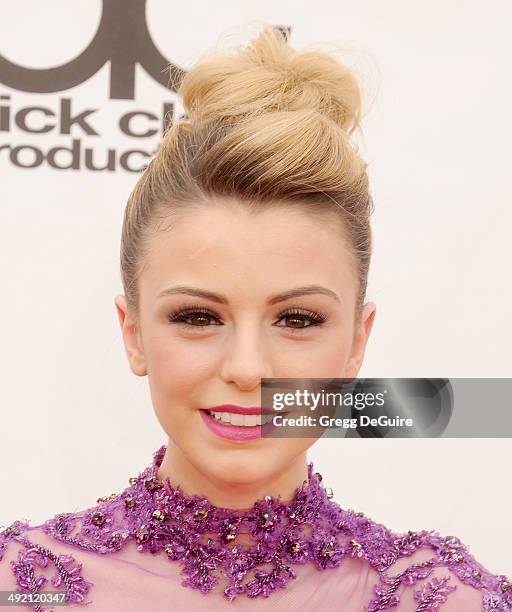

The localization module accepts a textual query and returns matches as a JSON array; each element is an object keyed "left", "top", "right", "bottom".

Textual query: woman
[{"left": 0, "top": 25, "right": 510, "bottom": 612}]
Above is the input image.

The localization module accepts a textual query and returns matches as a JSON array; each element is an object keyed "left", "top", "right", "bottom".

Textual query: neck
[{"left": 156, "top": 438, "right": 309, "bottom": 510}]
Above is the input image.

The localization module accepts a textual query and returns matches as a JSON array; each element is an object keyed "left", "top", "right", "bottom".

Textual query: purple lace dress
[{"left": 0, "top": 444, "right": 510, "bottom": 611}]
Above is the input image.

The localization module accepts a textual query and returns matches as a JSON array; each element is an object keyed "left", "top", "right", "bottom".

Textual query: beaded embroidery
[{"left": 1, "top": 444, "right": 511, "bottom": 611}]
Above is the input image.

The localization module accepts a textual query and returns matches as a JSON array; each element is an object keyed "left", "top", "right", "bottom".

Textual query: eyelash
[{"left": 166, "top": 303, "right": 327, "bottom": 332}]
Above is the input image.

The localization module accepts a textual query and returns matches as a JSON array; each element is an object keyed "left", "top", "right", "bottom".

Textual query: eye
[
  {"left": 274, "top": 308, "right": 327, "bottom": 331},
  {"left": 167, "top": 305, "right": 222, "bottom": 328}
]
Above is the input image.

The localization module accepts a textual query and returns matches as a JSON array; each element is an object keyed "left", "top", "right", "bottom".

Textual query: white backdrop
[{"left": 1, "top": 0, "right": 511, "bottom": 576}]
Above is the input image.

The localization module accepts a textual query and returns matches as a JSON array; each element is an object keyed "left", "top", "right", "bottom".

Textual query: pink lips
[{"left": 200, "top": 405, "right": 278, "bottom": 441}]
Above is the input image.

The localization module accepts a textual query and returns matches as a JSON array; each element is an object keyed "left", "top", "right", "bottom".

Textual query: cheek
[
  {"left": 281, "top": 332, "right": 353, "bottom": 378},
  {"left": 146, "top": 335, "right": 217, "bottom": 398},
  {"left": 314, "top": 337, "right": 351, "bottom": 372}
]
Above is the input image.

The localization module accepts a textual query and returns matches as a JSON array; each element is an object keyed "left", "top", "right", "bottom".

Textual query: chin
[
  {"left": 199, "top": 447, "right": 279, "bottom": 486},
  {"left": 201, "top": 439, "right": 305, "bottom": 487}
]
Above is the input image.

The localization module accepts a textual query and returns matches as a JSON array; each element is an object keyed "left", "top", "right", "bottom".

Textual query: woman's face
[{"left": 115, "top": 199, "right": 375, "bottom": 488}]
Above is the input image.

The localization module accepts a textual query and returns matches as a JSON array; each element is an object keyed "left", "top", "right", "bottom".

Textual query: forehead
[{"left": 140, "top": 202, "right": 357, "bottom": 304}]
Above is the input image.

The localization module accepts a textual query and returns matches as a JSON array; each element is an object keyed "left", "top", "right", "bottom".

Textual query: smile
[
  {"left": 199, "top": 409, "right": 279, "bottom": 442},
  {"left": 204, "top": 410, "right": 274, "bottom": 427}
]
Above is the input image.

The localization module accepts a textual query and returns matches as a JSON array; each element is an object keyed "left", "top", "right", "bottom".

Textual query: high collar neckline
[{"left": 144, "top": 444, "right": 321, "bottom": 516}]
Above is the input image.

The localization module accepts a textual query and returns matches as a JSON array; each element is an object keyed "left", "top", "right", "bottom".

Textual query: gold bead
[
  {"left": 129, "top": 477, "right": 138, "bottom": 485},
  {"left": 91, "top": 511, "right": 105, "bottom": 527},
  {"left": 136, "top": 524, "right": 150, "bottom": 544},
  {"left": 194, "top": 508, "right": 208, "bottom": 520},
  {"left": 144, "top": 477, "right": 158, "bottom": 491},
  {"left": 444, "top": 535, "right": 460, "bottom": 548},
  {"left": 325, "top": 488, "right": 334, "bottom": 499},
  {"left": 125, "top": 495, "right": 135, "bottom": 509},
  {"left": 261, "top": 511, "right": 276, "bottom": 529},
  {"left": 321, "top": 542, "right": 335, "bottom": 558},
  {"left": 152, "top": 510, "right": 166, "bottom": 521},
  {"left": 225, "top": 533, "right": 236, "bottom": 542}
]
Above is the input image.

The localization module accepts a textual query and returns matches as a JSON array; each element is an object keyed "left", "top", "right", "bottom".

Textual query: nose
[{"left": 219, "top": 324, "right": 273, "bottom": 391}]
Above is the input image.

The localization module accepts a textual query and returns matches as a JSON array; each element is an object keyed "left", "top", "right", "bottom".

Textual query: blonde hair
[{"left": 120, "top": 24, "right": 374, "bottom": 322}]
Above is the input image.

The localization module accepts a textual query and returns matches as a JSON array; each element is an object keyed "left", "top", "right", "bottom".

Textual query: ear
[
  {"left": 344, "top": 301, "right": 376, "bottom": 378},
  {"left": 114, "top": 294, "right": 147, "bottom": 376}
]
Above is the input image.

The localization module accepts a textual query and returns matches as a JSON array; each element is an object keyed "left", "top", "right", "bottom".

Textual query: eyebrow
[{"left": 156, "top": 284, "right": 341, "bottom": 305}]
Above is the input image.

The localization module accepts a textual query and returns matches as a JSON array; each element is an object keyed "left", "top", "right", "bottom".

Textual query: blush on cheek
[{"left": 147, "top": 340, "right": 218, "bottom": 409}]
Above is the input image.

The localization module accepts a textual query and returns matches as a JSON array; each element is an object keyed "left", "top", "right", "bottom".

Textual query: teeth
[
  {"left": 215, "top": 411, "right": 231, "bottom": 424},
  {"left": 231, "top": 412, "right": 245, "bottom": 426},
  {"left": 206, "top": 411, "right": 275, "bottom": 427}
]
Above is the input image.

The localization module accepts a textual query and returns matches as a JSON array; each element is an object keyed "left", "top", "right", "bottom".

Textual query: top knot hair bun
[{"left": 178, "top": 24, "right": 363, "bottom": 137}]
